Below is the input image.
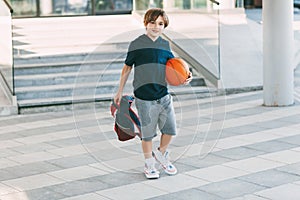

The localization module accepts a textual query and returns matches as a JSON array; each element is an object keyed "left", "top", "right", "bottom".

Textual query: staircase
[{"left": 12, "top": 15, "right": 210, "bottom": 114}]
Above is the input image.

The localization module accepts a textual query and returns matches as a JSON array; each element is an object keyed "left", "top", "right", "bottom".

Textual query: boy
[{"left": 114, "top": 8, "right": 192, "bottom": 179}]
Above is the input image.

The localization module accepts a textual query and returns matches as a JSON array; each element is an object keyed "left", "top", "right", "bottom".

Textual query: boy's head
[{"left": 143, "top": 8, "right": 169, "bottom": 28}]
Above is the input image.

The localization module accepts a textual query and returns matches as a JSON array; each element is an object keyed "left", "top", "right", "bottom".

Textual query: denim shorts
[{"left": 135, "top": 94, "right": 177, "bottom": 141}]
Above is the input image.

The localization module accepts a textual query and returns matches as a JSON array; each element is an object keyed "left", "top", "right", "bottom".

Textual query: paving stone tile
[
  {"left": 277, "top": 114, "right": 300, "bottom": 123},
  {"left": 101, "top": 157, "right": 144, "bottom": 172},
  {"left": 0, "top": 190, "right": 64, "bottom": 200},
  {"left": 48, "top": 165, "right": 109, "bottom": 181},
  {"left": 2, "top": 174, "right": 65, "bottom": 191},
  {"left": 144, "top": 174, "right": 208, "bottom": 193},
  {"left": 237, "top": 169, "right": 300, "bottom": 187},
  {"left": 0, "top": 158, "right": 19, "bottom": 169},
  {"left": 15, "top": 129, "right": 77, "bottom": 145},
  {"left": 0, "top": 140, "right": 23, "bottom": 150},
  {"left": 276, "top": 162, "right": 300, "bottom": 176},
  {"left": 277, "top": 135, "right": 300, "bottom": 146},
  {"left": 229, "top": 107, "right": 267, "bottom": 116},
  {"left": 90, "top": 148, "right": 140, "bottom": 162},
  {"left": 25, "top": 188, "right": 68, "bottom": 200},
  {"left": 0, "top": 148, "right": 20, "bottom": 159},
  {"left": 78, "top": 132, "right": 115, "bottom": 143},
  {"left": 0, "top": 169, "right": 17, "bottom": 182},
  {"left": 0, "top": 132, "right": 24, "bottom": 141},
  {"left": 177, "top": 153, "right": 232, "bottom": 169},
  {"left": 245, "top": 140, "right": 298, "bottom": 153},
  {"left": 47, "top": 154, "right": 97, "bottom": 168},
  {"left": 185, "top": 165, "right": 248, "bottom": 182},
  {"left": 254, "top": 119, "right": 295, "bottom": 129},
  {"left": 46, "top": 137, "right": 83, "bottom": 148},
  {"left": 3, "top": 161, "right": 62, "bottom": 180},
  {"left": 197, "top": 178, "right": 267, "bottom": 199},
  {"left": 255, "top": 183, "right": 300, "bottom": 200},
  {"left": 7, "top": 151, "right": 61, "bottom": 165},
  {"left": 96, "top": 182, "right": 167, "bottom": 200},
  {"left": 171, "top": 134, "right": 202, "bottom": 147},
  {"left": 223, "top": 157, "right": 286, "bottom": 173},
  {"left": 147, "top": 188, "right": 223, "bottom": 200},
  {"left": 169, "top": 161, "right": 198, "bottom": 173},
  {"left": 47, "top": 145, "right": 90, "bottom": 157},
  {"left": 234, "top": 131, "right": 282, "bottom": 143},
  {"left": 0, "top": 183, "right": 18, "bottom": 195},
  {"left": 230, "top": 194, "right": 270, "bottom": 200},
  {"left": 60, "top": 193, "right": 110, "bottom": 200},
  {"left": 12, "top": 143, "right": 58, "bottom": 154},
  {"left": 258, "top": 149, "right": 300, "bottom": 164},
  {"left": 224, "top": 124, "right": 269, "bottom": 135},
  {"left": 212, "top": 146, "right": 265, "bottom": 160},
  {"left": 90, "top": 171, "right": 146, "bottom": 187},
  {"left": 48, "top": 179, "right": 113, "bottom": 197}
]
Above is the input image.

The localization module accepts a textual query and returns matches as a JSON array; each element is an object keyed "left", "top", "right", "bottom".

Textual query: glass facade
[
  {"left": 0, "top": 0, "right": 14, "bottom": 94},
  {"left": 8, "top": 0, "right": 134, "bottom": 17},
  {"left": 8, "top": 0, "right": 244, "bottom": 17}
]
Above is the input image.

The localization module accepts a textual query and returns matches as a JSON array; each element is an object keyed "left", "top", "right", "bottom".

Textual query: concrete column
[{"left": 263, "top": 0, "right": 294, "bottom": 106}]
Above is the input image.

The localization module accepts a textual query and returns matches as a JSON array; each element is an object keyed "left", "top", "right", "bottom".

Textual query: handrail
[
  {"left": 210, "top": 0, "right": 220, "bottom": 5},
  {"left": 3, "top": 0, "right": 13, "bottom": 13}
]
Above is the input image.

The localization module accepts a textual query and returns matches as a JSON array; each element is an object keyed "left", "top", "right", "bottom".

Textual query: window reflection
[
  {"left": 95, "top": 0, "right": 132, "bottom": 14},
  {"left": 9, "top": 0, "right": 37, "bottom": 16}
]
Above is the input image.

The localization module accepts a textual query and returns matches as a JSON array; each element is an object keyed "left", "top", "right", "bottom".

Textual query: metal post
[{"left": 263, "top": 0, "right": 294, "bottom": 106}]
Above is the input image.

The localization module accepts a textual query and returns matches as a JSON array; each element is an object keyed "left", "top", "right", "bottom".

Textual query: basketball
[{"left": 165, "top": 58, "right": 190, "bottom": 86}]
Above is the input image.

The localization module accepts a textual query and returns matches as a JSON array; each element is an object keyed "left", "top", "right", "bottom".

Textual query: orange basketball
[{"left": 165, "top": 58, "right": 189, "bottom": 86}]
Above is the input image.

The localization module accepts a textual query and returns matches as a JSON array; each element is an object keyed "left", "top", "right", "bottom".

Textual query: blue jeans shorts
[{"left": 135, "top": 94, "right": 177, "bottom": 141}]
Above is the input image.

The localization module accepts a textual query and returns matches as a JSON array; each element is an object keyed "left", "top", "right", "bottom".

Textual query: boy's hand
[
  {"left": 114, "top": 92, "right": 122, "bottom": 105},
  {"left": 184, "top": 72, "right": 193, "bottom": 85}
]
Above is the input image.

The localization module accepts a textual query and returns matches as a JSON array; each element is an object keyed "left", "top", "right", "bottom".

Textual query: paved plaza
[{"left": 1, "top": 90, "right": 300, "bottom": 199}]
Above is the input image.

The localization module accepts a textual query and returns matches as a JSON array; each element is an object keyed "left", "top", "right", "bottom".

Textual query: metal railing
[{"left": 0, "top": 0, "right": 14, "bottom": 95}]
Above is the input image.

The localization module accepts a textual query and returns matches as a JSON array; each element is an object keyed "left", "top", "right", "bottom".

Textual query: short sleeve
[
  {"left": 167, "top": 42, "right": 175, "bottom": 60},
  {"left": 125, "top": 42, "right": 135, "bottom": 67}
]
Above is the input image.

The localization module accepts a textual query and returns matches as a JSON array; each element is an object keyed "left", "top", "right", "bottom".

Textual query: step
[
  {"left": 13, "top": 43, "right": 129, "bottom": 64},
  {"left": 14, "top": 58, "right": 125, "bottom": 75},
  {"left": 15, "top": 79, "right": 134, "bottom": 99},
  {"left": 14, "top": 69, "right": 122, "bottom": 87},
  {"left": 17, "top": 86, "right": 213, "bottom": 114}
]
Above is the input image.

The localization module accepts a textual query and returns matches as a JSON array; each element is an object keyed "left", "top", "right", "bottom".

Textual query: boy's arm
[{"left": 114, "top": 64, "right": 132, "bottom": 104}]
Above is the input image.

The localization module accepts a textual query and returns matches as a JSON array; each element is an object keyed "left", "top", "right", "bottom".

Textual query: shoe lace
[
  {"left": 147, "top": 163, "right": 157, "bottom": 173},
  {"left": 156, "top": 150, "right": 171, "bottom": 167}
]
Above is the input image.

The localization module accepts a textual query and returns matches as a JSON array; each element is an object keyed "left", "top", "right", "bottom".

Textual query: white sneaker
[
  {"left": 144, "top": 157, "right": 160, "bottom": 179},
  {"left": 153, "top": 149, "right": 177, "bottom": 175}
]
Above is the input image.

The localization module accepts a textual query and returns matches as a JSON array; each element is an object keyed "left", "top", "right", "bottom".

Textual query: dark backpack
[{"left": 110, "top": 95, "right": 141, "bottom": 141}]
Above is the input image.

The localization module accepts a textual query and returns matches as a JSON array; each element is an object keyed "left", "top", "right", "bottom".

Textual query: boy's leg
[
  {"left": 142, "top": 139, "right": 160, "bottom": 179},
  {"left": 159, "top": 133, "right": 172, "bottom": 154},
  {"left": 153, "top": 133, "right": 177, "bottom": 175},
  {"left": 142, "top": 140, "right": 153, "bottom": 158}
]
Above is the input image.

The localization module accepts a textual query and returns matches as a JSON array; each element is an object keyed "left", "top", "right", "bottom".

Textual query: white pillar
[{"left": 263, "top": 0, "right": 294, "bottom": 106}]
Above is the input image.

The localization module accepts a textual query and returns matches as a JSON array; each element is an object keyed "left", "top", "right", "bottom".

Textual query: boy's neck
[{"left": 146, "top": 34, "right": 159, "bottom": 42}]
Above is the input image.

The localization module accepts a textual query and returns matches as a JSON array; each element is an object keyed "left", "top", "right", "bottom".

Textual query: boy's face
[{"left": 145, "top": 16, "right": 165, "bottom": 40}]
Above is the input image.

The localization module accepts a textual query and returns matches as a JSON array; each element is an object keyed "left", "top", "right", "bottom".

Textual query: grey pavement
[
  {"left": 1, "top": 8, "right": 300, "bottom": 200},
  {"left": 0, "top": 90, "right": 300, "bottom": 200}
]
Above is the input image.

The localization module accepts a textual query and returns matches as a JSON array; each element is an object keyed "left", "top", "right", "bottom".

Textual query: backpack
[{"left": 110, "top": 95, "right": 141, "bottom": 141}]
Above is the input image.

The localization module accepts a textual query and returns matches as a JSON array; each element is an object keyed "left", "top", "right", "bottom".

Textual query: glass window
[
  {"left": 41, "top": 0, "right": 90, "bottom": 16},
  {"left": 9, "top": 0, "right": 37, "bottom": 17},
  {"left": 193, "top": 0, "right": 206, "bottom": 8},
  {"left": 95, "top": 0, "right": 132, "bottom": 14}
]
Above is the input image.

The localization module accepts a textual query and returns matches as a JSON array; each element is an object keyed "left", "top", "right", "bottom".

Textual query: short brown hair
[{"left": 143, "top": 8, "right": 169, "bottom": 28}]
